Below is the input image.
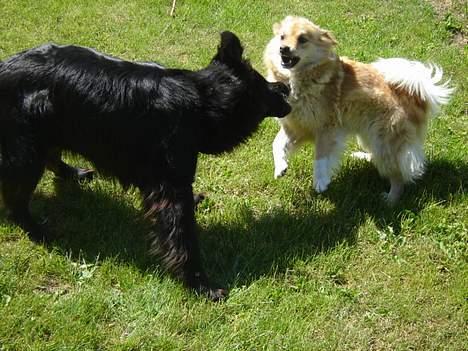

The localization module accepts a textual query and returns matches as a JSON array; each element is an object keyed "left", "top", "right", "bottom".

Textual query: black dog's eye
[{"left": 297, "top": 35, "right": 308, "bottom": 44}]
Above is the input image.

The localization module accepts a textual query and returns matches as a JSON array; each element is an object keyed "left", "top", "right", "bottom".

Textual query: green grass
[{"left": 0, "top": 0, "right": 467, "bottom": 350}]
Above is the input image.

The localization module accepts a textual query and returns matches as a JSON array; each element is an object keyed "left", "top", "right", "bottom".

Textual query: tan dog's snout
[
  {"left": 279, "top": 36, "right": 300, "bottom": 53},
  {"left": 279, "top": 42, "right": 300, "bottom": 69},
  {"left": 279, "top": 46, "right": 292, "bottom": 55}
]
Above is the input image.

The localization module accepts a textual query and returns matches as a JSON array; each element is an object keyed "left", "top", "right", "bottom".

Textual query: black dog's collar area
[{"left": 281, "top": 54, "right": 300, "bottom": 69}]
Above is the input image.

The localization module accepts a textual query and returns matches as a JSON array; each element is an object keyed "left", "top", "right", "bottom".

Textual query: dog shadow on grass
[
  {"left": 21, "top": 158, "right": 467, "bottom": 291},
  {"left": 198, "top": 158, "right": 467, "bottom": 287},
  {"left": 30, "top": 179, "right": 154, "bottom": 271}
]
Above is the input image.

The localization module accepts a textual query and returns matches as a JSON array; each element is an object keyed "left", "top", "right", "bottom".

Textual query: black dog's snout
[
  {"left": 270, "top": 82, "right": 290, "bottom": 98},
  {"left": 278, "top": 82, "right": 290, "bottom": 97},
  {"left": 280, "top": 46, "right": 291, "bottom": 55}
]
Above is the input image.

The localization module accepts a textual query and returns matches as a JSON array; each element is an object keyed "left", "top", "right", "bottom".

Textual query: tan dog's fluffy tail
[{"left": 372, "top": 58, "right": 454, "bottom": 116}]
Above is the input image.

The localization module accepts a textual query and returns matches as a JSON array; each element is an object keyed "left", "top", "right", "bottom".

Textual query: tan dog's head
[{"left": 273, "top": 16, "right": 337, "bottom": 70}]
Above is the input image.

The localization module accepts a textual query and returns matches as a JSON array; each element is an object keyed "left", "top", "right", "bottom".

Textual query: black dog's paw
[
  {"left": 27, "top": 224, "right": 50, "bottom": 244},
  {"left": 193, "top": 192, "right": 206, "bottom": 209},
  {"left": 54, "top": 167, "right": 94, "bottom": 184},
  {"left": 30, "top": 216, "right": 56, "bottom": 244},
  {"left": 200, "top": 286, "right": 229, "bottom": 302},
  {"left": 9, "top": 213, "right": 50, "bottom": 244},
  {"left": 75, "top": 168, "right": 95, "bottom": 182},
  {"left": 185, "top": 271, "right": 228, "bottom": 301}
]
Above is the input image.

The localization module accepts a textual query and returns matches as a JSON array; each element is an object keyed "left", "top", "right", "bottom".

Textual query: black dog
[{"left": 0, "top": 31, "right": 290, "bottom": 300}]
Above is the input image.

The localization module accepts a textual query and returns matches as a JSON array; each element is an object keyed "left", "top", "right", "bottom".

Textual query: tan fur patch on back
[{"left": 392, "top": 86, "right": 428, "bottom": 125}]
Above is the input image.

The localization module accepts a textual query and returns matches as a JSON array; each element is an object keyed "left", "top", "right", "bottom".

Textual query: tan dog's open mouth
[{"left": 281, "top": 54, "right": 300, "bottom": 68}]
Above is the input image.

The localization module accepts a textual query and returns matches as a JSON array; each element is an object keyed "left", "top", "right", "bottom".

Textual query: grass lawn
[{"left": 0, "top": 0, "right": 466, "bottom": 350}]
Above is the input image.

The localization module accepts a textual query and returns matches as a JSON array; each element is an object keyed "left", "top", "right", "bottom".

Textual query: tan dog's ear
[
  {"left": 320, "top": 30, "right": 337, "bottom": 45},
  {"left": 273, "top": 22, "right": 281, "bottom": 35}
]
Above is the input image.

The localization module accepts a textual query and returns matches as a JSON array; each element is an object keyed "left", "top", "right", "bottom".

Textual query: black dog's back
[{"left": 1, "top": 44, "right": 206, "bottom": 186}]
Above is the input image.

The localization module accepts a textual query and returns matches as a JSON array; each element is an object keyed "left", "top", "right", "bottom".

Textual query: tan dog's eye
[
  {"left": 280, "top": 34, "right": 285, "bottom": 40},
  {"left": 297, "top": 35, "right": 308, "bottom": 44}
]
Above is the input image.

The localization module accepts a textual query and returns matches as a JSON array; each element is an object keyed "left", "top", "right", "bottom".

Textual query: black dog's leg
[
  {"left": 144, "top": 184, "right": 227, "bottom": 301},
  {"left": 193, "top": 192, "right": 206, "bottom": 210},
  {"left": 1, "top": 164, "right": 47, "bottom": 243},
  {"left": 46, "top": 149, "right": 94, "bottom": 182}
]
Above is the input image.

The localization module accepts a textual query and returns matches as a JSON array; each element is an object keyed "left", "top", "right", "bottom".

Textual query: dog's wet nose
[
  {"left": 269, "top": 82, "right": 290, "bottom": 99},
  {"left": 280, "top": 46, "right": 291, "bottom": 55},
  {"left": 277, "top": 82, "right": 290, "bottom": 97}
]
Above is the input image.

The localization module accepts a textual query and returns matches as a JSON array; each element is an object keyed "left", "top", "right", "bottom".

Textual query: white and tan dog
[{"left": 264, "top": 16, "right": 453, "bottom": 204}]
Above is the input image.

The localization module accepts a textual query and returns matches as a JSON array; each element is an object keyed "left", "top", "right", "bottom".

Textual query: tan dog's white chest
[{"left": 283, "top": 72, "right": 340, "bottom": 139}]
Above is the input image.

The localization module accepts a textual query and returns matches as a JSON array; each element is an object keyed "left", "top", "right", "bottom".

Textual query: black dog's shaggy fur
[{"left": 0, "top": 32, "right": 291, "bottom": 300}]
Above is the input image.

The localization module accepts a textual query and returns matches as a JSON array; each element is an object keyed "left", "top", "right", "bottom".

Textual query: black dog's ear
[{"left": 214, "top": 31, "right": 244, "bottom": 65}]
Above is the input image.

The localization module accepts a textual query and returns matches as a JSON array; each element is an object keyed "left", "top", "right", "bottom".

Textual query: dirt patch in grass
[
  {"left": 426, "top": 0, "right": 467, "bottom": 47},
  {"left": 34, "top": 276, "right": 72, "bottom": 296}
]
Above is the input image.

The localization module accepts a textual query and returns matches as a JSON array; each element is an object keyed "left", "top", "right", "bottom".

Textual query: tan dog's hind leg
[{"left": 383, "top": 178, "right": 404, "bottom": 206}]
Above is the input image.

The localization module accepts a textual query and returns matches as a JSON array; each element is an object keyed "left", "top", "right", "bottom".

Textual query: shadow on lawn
[
  {"left": 32, "top": 179, "right": 153, "bottom": 270},
  {"left": 24, "top": 158, "right": 467, "bottom": 290},
  {"left": 197, "top": 158, "right": 467, "bottom": 286}
]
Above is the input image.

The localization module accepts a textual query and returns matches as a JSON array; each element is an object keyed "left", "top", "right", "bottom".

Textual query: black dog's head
[
  {"left": 198, "top": 32, "right": 291, "bottom": 155},
  {"left": 212, "top": 31, "right": 291, "bottom": 119}
]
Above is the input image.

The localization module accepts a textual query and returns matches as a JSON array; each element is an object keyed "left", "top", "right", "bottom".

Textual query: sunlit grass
[{"left": 0, "top": 0, "right": 466, "bottom": 350}]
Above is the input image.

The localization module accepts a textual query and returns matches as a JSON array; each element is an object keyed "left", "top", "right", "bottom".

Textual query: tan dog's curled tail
[{"left": 371, "top": 58, "right": 454, "bottom": 116}]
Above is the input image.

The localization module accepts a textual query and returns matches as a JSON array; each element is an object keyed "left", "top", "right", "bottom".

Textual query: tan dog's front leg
[
  {"left": 273, "top": 126, "right": 298, "bottom": 178},
  {"left": 313, "top": 128, "right": 346, "bottom": 193}
]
